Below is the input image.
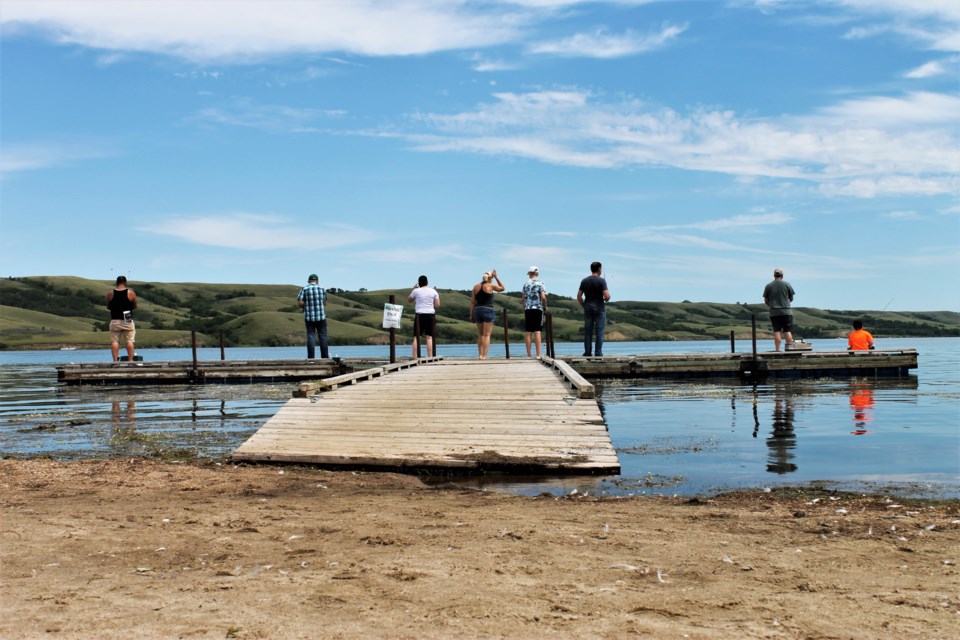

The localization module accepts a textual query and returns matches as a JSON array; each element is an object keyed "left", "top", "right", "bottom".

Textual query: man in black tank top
[{"left": 106, "top": 275, "right": 138, "bottom": 362}]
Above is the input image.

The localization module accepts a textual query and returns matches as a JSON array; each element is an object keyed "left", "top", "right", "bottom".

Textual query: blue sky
[{"left": 1, "top": 0, "right": 957, "bottom": 311}]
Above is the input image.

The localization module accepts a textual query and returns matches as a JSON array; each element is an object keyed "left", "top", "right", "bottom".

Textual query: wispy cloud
[
  {"left": 406, "top": 89, "right": 960, "bottom": 198},
  {"left": 189, "top": 99, "right": 345, "bottom": 133},
  {"left": 139, "top": 214, "right": 377, "bottom": 251},
  {"left": 529, "top": 23, "right": 687, "bottom": 58},
  {"left": 646, "top": 213, "right": 794, "bottom": 232},
  {"left": 838, "top": 0, "right": 960, "bottom": 51},
  {"left": 903, "top": 59, "right": 953, "bottom": 78},
  {"left": 881, "top": 210, "right": 921, "bottom": 220},
  {"left": 0, "top": 141, "right": 113, "bottom": 178},
  {"left": 621, "top": 213, "right": 796, "bottom": 255},
  {"left": 353, "top": 245, "right": 474, "bottom": 265}
]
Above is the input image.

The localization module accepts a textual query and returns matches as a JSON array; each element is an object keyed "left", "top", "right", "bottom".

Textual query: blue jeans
[
  {"left": 306, "top": 319, "right": 329, "bottom": 359},
  {"left": 583, "top": 306, "right": 605, "bottom": 356}
]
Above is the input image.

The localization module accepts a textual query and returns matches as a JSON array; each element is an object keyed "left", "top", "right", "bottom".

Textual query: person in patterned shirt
[
  {"left": 297, "top": 273, "right": 329, "bottom": 359},
  {"left": 522, "top": 266, "right": 548, "bottom": 359}
]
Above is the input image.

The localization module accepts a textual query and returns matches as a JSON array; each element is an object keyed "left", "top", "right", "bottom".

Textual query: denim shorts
[{"left": 473, "top": 306, "right": 496, "bottom": 323}]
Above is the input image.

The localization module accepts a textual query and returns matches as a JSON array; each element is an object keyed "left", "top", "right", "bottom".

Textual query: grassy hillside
[{"left": 0, "top": 276, "right": 957, "bottom": 349}]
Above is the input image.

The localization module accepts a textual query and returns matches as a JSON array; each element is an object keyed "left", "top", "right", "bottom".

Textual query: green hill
[{"left": 0, "top": 276, "right": 957, "bottom": 350}]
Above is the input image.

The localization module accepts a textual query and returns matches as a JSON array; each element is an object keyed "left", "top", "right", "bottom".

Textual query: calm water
[{"left": 1, "top": 338, "right": 957, "bottom": 498}]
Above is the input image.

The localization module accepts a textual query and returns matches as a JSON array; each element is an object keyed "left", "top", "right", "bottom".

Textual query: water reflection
[
  {"left": 1, "top": 363, "right": 289, "bottom": 459},
  {"left": 849, "top": 383, "right": 875, "bottom": 435},
  {"left": 111, "top": 399, "right": 137, "bottom": 426},
  {"left": 766, "top": 387, "right": 797, "bottom": 474}
]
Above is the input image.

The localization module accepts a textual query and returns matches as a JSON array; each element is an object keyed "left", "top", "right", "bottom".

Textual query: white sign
[{"left": 382, "top": 303, "right": 403, "bottom": 329}]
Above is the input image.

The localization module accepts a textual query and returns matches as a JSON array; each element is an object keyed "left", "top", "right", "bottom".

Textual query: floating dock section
[
  {"left": 558, "top": 349, "right": 918, "bottom": 380},
  {"left": 56, "top": 358, "right": 346, "bottom": 385},
  {"left": 231, "top": 358, "right": 618, "bottom": 474}
]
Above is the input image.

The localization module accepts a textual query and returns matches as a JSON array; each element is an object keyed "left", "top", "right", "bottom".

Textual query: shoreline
[{"left": 2, "top": 458, "right": 958, "bottom": 639}]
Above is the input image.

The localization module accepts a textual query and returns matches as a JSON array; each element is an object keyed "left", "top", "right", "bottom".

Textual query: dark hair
[
  {"left": 116, "top": 275, "right": 127, "bottom": 285},
  {"left": 590, "top": 261, "right": 602, "bottom": 274},
  {"left": 853, "top": 320, "right": 863, "bottom": 330},
  {"left": 418, "top": 275, "right": 429, "bottom": 287}
]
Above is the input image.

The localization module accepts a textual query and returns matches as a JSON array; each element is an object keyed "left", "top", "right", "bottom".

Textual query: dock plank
[{"left": 232, "top": 359, "right": 618, "bottom": 473}]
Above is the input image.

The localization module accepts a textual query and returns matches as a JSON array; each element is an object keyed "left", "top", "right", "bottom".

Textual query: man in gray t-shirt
[{"left": 763, "top": 267, "right": 795, "bottom": 352}]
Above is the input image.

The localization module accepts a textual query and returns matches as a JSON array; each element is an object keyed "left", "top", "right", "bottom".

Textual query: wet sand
[{"left": 1, "top": 459, "right": 958, "bottom": 639}]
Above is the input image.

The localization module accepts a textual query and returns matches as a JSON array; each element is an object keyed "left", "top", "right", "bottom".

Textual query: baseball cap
[
  {"left": 308, "top": 273, "right": 319, "bottom": 281},
  {"left": 773, "top": 267, "right": 783, "bottom": 276},
  {"left": 528, "top": 265, "right": 539, "bottom": 274}
]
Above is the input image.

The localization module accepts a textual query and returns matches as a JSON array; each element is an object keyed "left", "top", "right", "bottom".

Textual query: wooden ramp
[{"left": 231, "top": 359, "right": 619, "bottom": 474}]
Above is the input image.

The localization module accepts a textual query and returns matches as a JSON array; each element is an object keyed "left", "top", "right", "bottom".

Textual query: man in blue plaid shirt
[{"left": 297, "top": 273, "right": 329, "bottom": 359}]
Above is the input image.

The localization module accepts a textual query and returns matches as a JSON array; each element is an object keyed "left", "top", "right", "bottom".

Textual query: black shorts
[
  {"left": 770, "top": 315, "right": 793, "bottom": 333},
  {"left": 524, "top": 309, "right": 543, "bottom": 332},
  {"left": 414, "top": 313, "right": 436, "bottom": 336}
]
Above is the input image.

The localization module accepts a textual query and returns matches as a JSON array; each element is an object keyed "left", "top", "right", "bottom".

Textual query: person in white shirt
[{"left": 408, "top": 275, "right": 440, "bottom": 357}]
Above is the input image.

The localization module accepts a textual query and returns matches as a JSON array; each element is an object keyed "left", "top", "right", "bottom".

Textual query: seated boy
[{"left": 848, "top": 320, "right": 875, "bottom": 351}]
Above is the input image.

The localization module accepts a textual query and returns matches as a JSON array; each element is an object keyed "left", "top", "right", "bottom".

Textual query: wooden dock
[
  {"left": 55, "top": 348, "right": 918, "bottom": 385},
  {"left": 231, "top": 358, "right": 619, "bottom": 474}
]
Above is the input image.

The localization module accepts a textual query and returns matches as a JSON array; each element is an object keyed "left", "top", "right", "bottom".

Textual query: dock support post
[
  {"left": 414, "top": 314, "right": 422, "bottom": 359},
  {"left": 730, "top": 330, "right": 735, "bottom": 354},
  {"left": 545, "top": 312, "right": 555, "bottom": 359},
  {"left": 388, "top": 295, "right": 396, "bottom": 364},
  {"left": 219, "top": 330, "right": 226, "bottom": 361},
  {"left": 191, "top": 330, "right": 198, "bottom": 380},
  {"left": 502, "top": 308, "right": 510, "bottom": 359},
  {"left": 740, "top": 315, "right": 769, "bottom": 383}
]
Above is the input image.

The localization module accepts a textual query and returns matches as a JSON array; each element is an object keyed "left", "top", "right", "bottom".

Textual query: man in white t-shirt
[{"left": 408, "top": 275, "right": 440, "bottom": 357}]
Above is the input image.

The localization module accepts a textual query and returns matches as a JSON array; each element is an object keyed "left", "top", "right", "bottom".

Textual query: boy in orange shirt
[{"left": 848, "top": 320, "right": 875, "bottom": 351}]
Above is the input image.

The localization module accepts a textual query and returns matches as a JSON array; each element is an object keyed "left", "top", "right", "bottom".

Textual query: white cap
[{"left": 528, "top": 265, "right": 539, "bottom": 274}]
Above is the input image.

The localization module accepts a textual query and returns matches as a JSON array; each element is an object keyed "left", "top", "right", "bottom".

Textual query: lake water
[{"left": 1, "top": 338, "right": 957, "bottom": 498}]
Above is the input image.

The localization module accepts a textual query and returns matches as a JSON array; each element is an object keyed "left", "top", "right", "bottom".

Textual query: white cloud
[
  {"left": 0, "top": 0, "right": 528, "bottom": 62},
  {"left": 529, "top": 23, "right": 687, "bottom": 58},
  {"left": 407, "top": 89, "right": 960, "bottom": 198},
  {"left": 904, "top": 60, "right": 948, "bottom": 78},
  {"left": 813, "top": 91, "right": 960, "bottom": 128},
  {"left": 139, "top": 214, "right": 378, "bottom": 251},
  {"left": 474, "top": 60, "right": 521, "bottom": 72}
]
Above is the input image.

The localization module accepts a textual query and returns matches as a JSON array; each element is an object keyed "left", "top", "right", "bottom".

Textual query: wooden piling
[{"left": 502, "top": 308, "right": 510, "bottom": 359}]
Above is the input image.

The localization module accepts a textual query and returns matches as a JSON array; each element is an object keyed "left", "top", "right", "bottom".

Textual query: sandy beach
[{"left": 2, "top": 458, "right": 958, "bottom": 639}]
